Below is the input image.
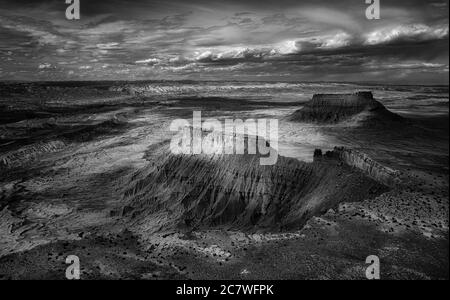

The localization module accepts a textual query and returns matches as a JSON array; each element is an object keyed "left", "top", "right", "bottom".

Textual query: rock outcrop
[
  {"left": 314, "top": 147, "right": 401, "bottom": 186},
  {"left": 288, "top": 91, "right": 403, "bottom": 125},
  {"left": 0, "top": 140, "right": 67, "bottom": 170}
]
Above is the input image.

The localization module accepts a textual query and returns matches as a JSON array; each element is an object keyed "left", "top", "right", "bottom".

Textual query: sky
[{"left": 0, "top": 0, "right": 448, "bottom": 84}]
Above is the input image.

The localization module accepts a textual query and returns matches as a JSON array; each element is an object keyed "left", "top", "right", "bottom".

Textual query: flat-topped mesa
[
  {"left": 310, "top": 91, "right": 377, "bottom": 108},
  {"left": 288, "top": 91, "right": 402, "bottom": 124},
  {"left": 118, "top": 145, "right": 388, "bottom": 232}
]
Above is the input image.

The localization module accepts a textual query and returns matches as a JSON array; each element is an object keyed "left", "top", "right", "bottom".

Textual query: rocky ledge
[{"left": 314, "top": 147, "right": 402, "bottom": 187}]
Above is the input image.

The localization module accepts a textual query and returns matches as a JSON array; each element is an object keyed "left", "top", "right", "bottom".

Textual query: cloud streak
[{"left": 0, "top": 0, "right": 448, "bottom": 84}]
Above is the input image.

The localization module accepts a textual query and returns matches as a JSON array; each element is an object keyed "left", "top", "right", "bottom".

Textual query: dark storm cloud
[{"left": 0, "top": 0, "right": 448, "bottom": 83}]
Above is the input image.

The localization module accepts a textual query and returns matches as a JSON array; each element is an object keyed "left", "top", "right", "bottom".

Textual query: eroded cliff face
[
  {"left": 314, "top": 147, "right": 401, "bottom": 186},
  {"left": 119, "top": 143, "right": 388, "bottom": 233},
  {"left": 288, "top": 91, "right": 403, "bottom": 125}
]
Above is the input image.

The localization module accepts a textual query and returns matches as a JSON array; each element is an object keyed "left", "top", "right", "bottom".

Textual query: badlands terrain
[{"left": 0, "top": 81, "right": 448, "bottom": 280}]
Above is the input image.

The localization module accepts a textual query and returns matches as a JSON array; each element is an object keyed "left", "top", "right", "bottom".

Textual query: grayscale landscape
[
  {"left": 0, "top": 0, "right": 448, "bottom": 280},
  {"left": 0, "top": 82, "right": 448, "bottom": 279}
]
